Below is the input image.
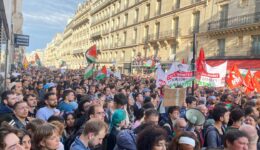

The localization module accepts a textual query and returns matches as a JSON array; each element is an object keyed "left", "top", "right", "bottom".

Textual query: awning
[{"left": 206, "top": 59, "right": 260, "bottom": 70}]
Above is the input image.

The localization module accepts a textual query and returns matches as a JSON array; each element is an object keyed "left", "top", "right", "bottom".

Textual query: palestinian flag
[
  {"left": 144, "top": 59, "right": 155, "bottom": 67},
  {"left": 35, "top": 53, "right": 42, "bottom": 66},
  {"left": 96, "top": 66, "right": 107, "bottom": 80},
  {"left": 84, "top": 64, "right": 94, "bottom": 79},
  {"left": 85, "top": 45, "right": 97, "bottom": 63}
]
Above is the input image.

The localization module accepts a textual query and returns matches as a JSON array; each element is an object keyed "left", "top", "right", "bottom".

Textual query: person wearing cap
[
  {"left": 107, "top": 109, "right": 127, "bottom": 150},
  {"left": 168, "top": 131, "right": 200, "bottom": 150}
]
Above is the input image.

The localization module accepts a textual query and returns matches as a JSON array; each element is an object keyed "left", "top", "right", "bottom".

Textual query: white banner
[
  {"left": 166, "top": 63, "right": 193, "bottom": 88},
  {"left": 156, "top": 66, "right": 166, "bottom": 88},
  {"left": 198, "top": 61, "right": 227, "bottom": 87}
]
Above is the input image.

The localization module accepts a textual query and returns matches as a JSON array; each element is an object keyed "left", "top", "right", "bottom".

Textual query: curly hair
[{"left": 137, "top": 125, "right": 167, "bottom": 150}]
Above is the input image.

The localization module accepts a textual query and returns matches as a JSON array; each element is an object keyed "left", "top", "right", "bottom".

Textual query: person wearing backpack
[{"left": 204, "top": 106, "right": 230, "bottom": 149}]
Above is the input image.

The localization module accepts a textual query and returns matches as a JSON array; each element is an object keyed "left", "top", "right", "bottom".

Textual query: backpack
[{"left": 203, "top": 125, "right": 224, "bottom": 148}]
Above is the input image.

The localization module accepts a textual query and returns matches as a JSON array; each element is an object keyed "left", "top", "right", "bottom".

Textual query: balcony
[
  {"left": 90, "top": 31, "right": 102, "bottom": 39},
  {"left": 208, "top": 12, "right": 260, "bottom": 36},
  {"left": 207, "top": 48, "right": 260, "bottom": 59},
  {"left": 90, "top": 0, "right": 111, "bottom": 14},
  {"left": 143, "top": 30, "right": 179, "bottom": 44},
  {"left": 73, "top": 49, "right": 83, "bottom": 55}
]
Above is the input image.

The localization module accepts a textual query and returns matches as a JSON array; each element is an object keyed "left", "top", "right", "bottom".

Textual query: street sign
[{"left": 14, "top": 34, "right": 29, "bottom": 47}]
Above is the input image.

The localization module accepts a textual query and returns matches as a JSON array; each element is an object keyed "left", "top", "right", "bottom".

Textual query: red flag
[
  {"left": 101, "top": 66, "right": 107, "bottom": 74},
  {"left": 196, "top": 48, "right": 206, "bottom": 73},
  {"left": 226, "top": 65, "right": 243, "bottom": 89},
  {"left": 253, "top": 71, "right": 260, "bottom": 93},
  {"left": 196, "top": 48, "right": 206, "bottom": 79},
  {"left": 244, "top": 70, "right": 255, "bottom": 94},
  {"left": 182, "top": 58, "right": 185, "bottom": 64}
]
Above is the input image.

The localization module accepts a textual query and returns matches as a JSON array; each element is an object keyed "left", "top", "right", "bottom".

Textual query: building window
[
  {"left": 220, "top": 4, "right": 229, "bottom": 28},
  {"left": 191, "top": 0, "right": 201, "bottom": 4},
  {"left": 112, "top": 19, "right": 115, "bottom": 30},
  {"left": 145, "top": 4, "right": 150, "bottom": 20},
  {"left": 171, "top": 44, "right": 177, "bottom": 54},
  {"left": 156, "top": 0, "right": 162, "bottom": 16},
  {"left": 118, "top": 0, "right": 121, "bottom": 12},
  {"left": 132, "top": 49, "right": 136, "bottom": 58},
  {"left": 133, "top": 28, "right": 137, "bottom": 44},
  {"left": 125, "top": 0, "right": 129, "bottom": 8},
  {"left": 155, "top": 23, "right": 160, "bottom": 39},
  {"left": 218, "top": 39, "right": 226, "bottom": 56},
  {"left": 144, "top": 26, "right": 149, "bottom": 42},
  {"left": 173, "top": 0, "right": 180, "bottom": 9},
  {"left": 135, "top": 9, "right": 139, "bottom": 23},
  {"left": 252, "top": 35, "right": 260, "bottom": 55},
  {"left": 192, "top": 11, "right": 200, "bottom": 33},
  {"left": 124, "top": 13, "right": 128, "bottom": 27},
  {"left": 117, "top": 17, "right": 120, "bottom": 29},
  {"left": 122, "top": 51, "right": 125, "bottom": 61},
  {"left": 123, "top": 32, "right": 127, "bottom": 46},
  {"left": 173, "top": 17, "right": 179, "bottom": 37}
]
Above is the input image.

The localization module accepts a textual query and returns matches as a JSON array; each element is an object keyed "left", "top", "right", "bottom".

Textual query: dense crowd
[{"left": 0, "top": 67, "right": 259, "bottom": 150}]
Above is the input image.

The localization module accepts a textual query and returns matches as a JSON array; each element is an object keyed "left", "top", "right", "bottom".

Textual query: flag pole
[{"left": 191, "top": 33, "right": 196, "bottom": 96}]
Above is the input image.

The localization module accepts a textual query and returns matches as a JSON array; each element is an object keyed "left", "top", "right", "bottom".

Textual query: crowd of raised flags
[
  {"left": 155, "top": 48, "right": 260, "bottom": 94},
  {"left": 22, "top": 45, "right": 260, "bottom": 94}
]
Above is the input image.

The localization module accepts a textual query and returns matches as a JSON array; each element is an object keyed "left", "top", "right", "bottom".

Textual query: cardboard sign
[{"left": 163, "top": 88, "right": 186, "bottom": 106}]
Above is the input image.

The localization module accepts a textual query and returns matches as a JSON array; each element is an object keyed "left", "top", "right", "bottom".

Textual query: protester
[
  {"left": 36, "top": 92, "right": 60, "bottom": 121},
  {"left": 70, "top": 119, "right": 108, "bottom": 150},
  {"left": 224, "top": 130, "right": 249, "bottom": 150},
  {"left": 107, "top": 109, "right": 127, "bottom": 150},
  {"left": 33, "top": 123, "right": 61, "bottom": 150},
  {"left": 64, "top": 112, "right": 76, "bottom": 137},
  {"left": 58, "top": 90, "right": 77, "bottom": 113},
  {"left": 160, "top": 106, "right": 180, "bottom": 140},
  {"left": 0, "top": 65, "right": 259, "bottom": 150},
  {"left": 12, "top": 101, "right": 30, "bottom": 129},
  {"left": 168, "top": 131, "right": 201, "bottom": 150},
  {"left": 227, "top": 108, "right": 244, "bottom": 131},
  {"left": 18, "top": 130, "right": 32, "bottom": 150},
  {"left": 0, "top": 124, "right": 23, "bottom": 150},
  {"left": 204, "top": 106, "right": 230, "bottom": 148},
  {"left": 0, "top": 91, "right": 17, "bottom": 114},
  {"left": 239, "top": 124, "right": 258, "bottom": 150},
  {"left": 137, "top": 125, "right": 167, "bottom": 150},
  {"left": 23, "top": 94, "right": 38, "bottom": 118}
]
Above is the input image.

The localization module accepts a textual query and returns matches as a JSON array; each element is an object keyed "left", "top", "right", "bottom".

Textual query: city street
[{"left": 0, "top": 0, "right": 259, "bottom": 150}]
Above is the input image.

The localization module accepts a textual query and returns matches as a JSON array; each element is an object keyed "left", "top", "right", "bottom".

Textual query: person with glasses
[{"left": 88, "top": 104, "right": 106, "bottom": 121}]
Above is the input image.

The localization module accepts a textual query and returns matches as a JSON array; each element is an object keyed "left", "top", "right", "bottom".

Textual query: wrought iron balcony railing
[{"left": 208, "top": 12, "right": 260, "bottom": 31}]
